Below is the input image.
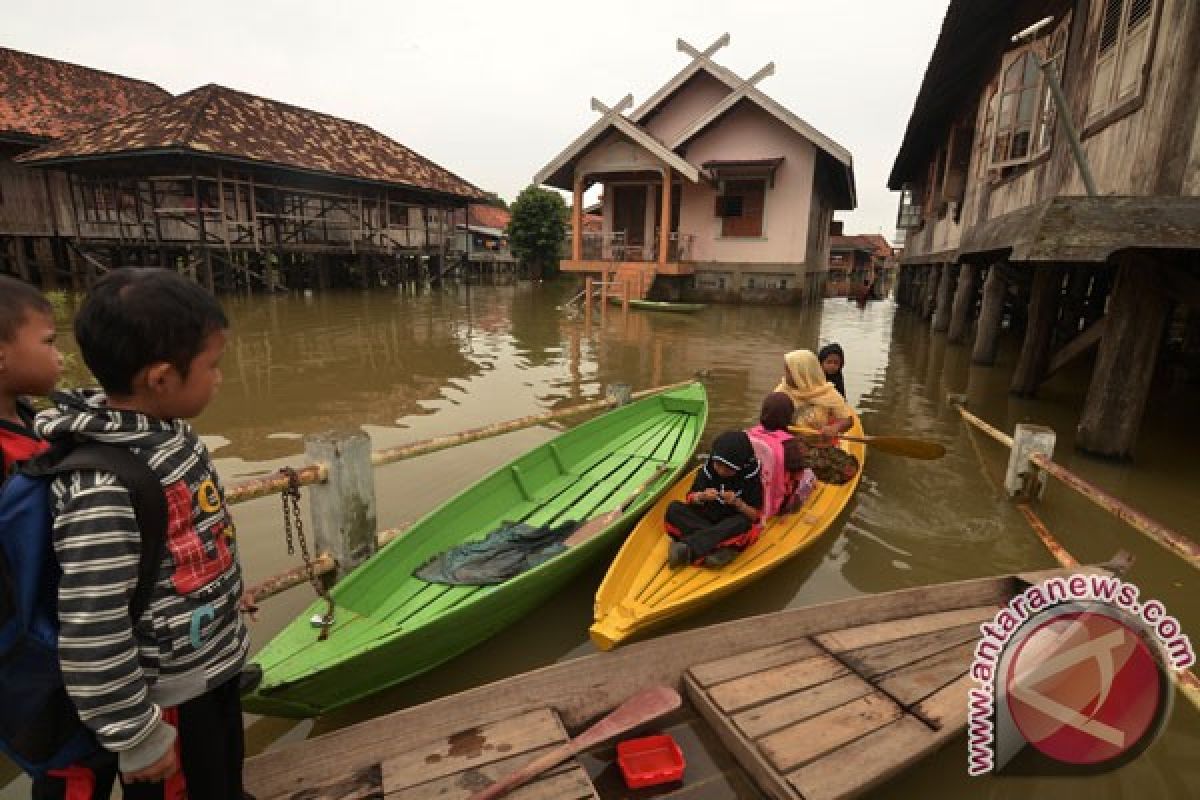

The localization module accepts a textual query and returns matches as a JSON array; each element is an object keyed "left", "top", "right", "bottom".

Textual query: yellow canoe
[{"left": 591, "top": 415, "right": 865, "bottom": 650}]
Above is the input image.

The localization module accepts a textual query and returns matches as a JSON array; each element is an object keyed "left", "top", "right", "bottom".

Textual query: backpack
[{"left": 0, "top": 442, "right": 166, "bottom": 777}]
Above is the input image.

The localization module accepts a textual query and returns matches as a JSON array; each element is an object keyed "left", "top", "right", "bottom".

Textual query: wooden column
[
  {"left": 1076, "top": 253, "right": 1171, "bottom": 459},
  {"left": 972, "top": 263, "right": 1008, "bottom": 365},
  {"left": 658, "top": 171, "right": 671, "bottom": 268},
  {"left": 921, "top": 265, "right": 939, "bottom": 319},
  {"left": 1010, "top": 263, "right": 1064, "bottom": 396},
  {"left": 947, "top": 263, "right": 979, "bottom": 344},
  {"left": 13, "top": 238, "right": 33, "bottom": 283},
  {"left": 931, "top": 263, "right": 957, "bottom": 332},
  {"left": 571, "top": 174, "right": 583, "bottom": 263}
]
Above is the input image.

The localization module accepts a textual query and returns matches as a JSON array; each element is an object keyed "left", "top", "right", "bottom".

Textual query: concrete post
[
  {"left": 1005, "top": 423, "right": 1057, "bottom": 499},
  {"left": 304, "top": 428, "right": 378, "bottom": 581},
  {"left": 606, "top": 383, "right": 633, "bottom": 406}
]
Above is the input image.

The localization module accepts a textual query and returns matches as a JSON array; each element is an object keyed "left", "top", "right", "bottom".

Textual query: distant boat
[{"left": 607, "top": 296, "right": 708, "bottom": 313}]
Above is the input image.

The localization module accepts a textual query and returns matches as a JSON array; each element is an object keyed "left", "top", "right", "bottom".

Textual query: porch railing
[{"left": 572, "top": 231, "right": 694, "bottom": 262}]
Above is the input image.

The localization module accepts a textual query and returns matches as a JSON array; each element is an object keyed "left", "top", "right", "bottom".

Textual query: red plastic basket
[{"left": 616, "top": 733, "right": 686, "bottom": 789}]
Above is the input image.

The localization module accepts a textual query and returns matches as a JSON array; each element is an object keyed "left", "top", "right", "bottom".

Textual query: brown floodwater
[{"left": 3, "top": 281, "right": 1196, "bottom": 798}]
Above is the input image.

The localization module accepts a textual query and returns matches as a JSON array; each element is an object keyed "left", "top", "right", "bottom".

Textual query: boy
[
  {"left": 0, "top": 276, "right": 63, "bottom": 478},
  {"left": 33, "top": 268, "right": 249, "bottom": 800}
]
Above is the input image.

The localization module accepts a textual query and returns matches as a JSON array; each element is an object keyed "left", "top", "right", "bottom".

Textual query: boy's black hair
[
  {"left": 74, "top": 268, "right": 228, "bottom": 395},
  {"left": 783, "top": 438, "right": 806, "bottom": 472},
  {"left": 0, "top": 275, "right": 54, "bottom": 342}
]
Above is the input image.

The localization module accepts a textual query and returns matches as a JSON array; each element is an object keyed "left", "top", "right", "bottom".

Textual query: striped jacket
[{"left": 35, "top": 389, "right": 248, "bottom": 773}]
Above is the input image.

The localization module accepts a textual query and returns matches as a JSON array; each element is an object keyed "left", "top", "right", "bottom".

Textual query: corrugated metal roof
[
  {"left": 19, "top": 83, "right": 484, "bottom": 199},
  {"left": 0, "top": 47, "right": 170, "bottom": 142}
]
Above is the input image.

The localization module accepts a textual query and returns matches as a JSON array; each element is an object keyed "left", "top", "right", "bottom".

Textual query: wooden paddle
[
  {"left": 789, "top": 426, "right": 946, "bottom": 460},
  {"left": 469, "top": 686, "right": 682, "bottom": 800},
  {"left": 562, "top": 464, "right": 671, "bottom": 546}
]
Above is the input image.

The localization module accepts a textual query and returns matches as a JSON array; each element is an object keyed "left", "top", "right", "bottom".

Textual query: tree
[
  {"left": 479, "top": 191, "right": 508, "bottom": 210},
  {"left": 507, "top": 186, "right": 567, "bottom": 279}
]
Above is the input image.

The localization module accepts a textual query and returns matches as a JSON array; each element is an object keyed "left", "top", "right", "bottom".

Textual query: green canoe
[
  {"left": 606, "top": 297, "right": 707, "bottom": 313},
  {"left": 243, "top": 383, "right": 707, "bottom": 717}
]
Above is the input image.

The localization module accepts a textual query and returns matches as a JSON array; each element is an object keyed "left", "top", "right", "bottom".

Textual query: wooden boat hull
[
  {"left": 243, "top": 383, "right": 707, "bottom": 717},
  {"left": 591, "top": 416, "right": 866, "bottom": 650},
  {"left": 606, "top": 297, "right": 707, "bottom": 313},
  {"left": 244, "top": 567, "right": 1098, "bottom": 800}
]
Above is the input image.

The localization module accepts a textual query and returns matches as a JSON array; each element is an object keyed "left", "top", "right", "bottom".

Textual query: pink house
[{"left": 534, "top": 35, "right": 856, "bottom": 303}]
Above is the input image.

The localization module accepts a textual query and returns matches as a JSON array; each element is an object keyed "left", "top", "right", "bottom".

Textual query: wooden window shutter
[
  {"left": 721, "top": 180, "right": 765, "bottom": 237},
  {"left": 1090, "top": 0, "right": 1124, "bottom": 116},
  {"left": 1116, "top": 0, "right": 1154, "bottom": 101}
]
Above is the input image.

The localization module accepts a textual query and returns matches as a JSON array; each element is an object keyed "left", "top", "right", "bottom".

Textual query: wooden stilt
[
  {"left": 1076, "top": 253, "right": 1171, "bottom": 459},
  {"left": 972, "top": 263, "right": 1007, "bottom": 365},
  {"left": 921, "top": 265, "right": 939, "bottom": 320},
  {"left": 947, "top": 263, "right": 978, "bottom": 344},
  {"left": 14, "top": 238, "right": 34, "bottom": 283},
  {"left": 1010, "top": 263, "right": 1064, "bottom": 396},
  {"left": 931, "top": 264, "right": 957, "bottom": 332}
]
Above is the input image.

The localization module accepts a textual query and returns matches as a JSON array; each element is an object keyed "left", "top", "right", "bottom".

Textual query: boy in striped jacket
[{"left": 33, "top": 269, "right": 249, "bottom": 800}]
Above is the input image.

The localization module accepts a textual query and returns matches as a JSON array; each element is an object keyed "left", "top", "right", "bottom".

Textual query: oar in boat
[
  {"left": 562, "top": 464, "right": 671, "bottom": 547},
  {"left": 789, "top": 426, "right": 946, "bottom": 460},
  {"left": 469, "top": 685, "right": 682, "bottom": 800}
]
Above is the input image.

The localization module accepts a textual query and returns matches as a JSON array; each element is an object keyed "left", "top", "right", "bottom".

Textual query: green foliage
[
  {"left": 506, "top": 186, "right": 567, "bottom": 279},
  {"left": 480, "top": 191, "right": 508, "bottom": 210}
]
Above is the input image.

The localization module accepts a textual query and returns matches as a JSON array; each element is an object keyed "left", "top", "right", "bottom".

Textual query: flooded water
[{"left": 4, "top": 281, "right": 1196, "bottom": 798}]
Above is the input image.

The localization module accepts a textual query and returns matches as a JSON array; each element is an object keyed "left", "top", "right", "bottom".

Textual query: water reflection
[{"left": 6, "top": 282, "right": 1194, "bottom": 800}]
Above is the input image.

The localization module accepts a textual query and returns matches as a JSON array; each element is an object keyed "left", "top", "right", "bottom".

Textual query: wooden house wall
[
  {"left": 0, "top": 148, "right": 74, "bottom": 237},
  {"left": 903, "top": 0, "right": 1200, "bottom": 262}
]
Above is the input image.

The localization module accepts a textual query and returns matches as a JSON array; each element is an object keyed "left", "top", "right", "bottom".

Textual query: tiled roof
[
  {"left": 20, "top": 83, "right": 484, "bottom": 199},
  {"left": 468, "top": 204, "right": 510, "bottom": 230},
  {"left": 0, "top": 47, "right": 170, "bottom": 142},
  {"left": 582, "top": 213, "right": 603, "bottom": 233},
  {"left": 830, "top": 234, "right": 878, "bottom": 252}
]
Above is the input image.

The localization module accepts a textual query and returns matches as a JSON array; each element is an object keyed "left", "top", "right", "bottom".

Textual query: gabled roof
[
  {"left": 456, "top": 204, "right": 511, "bottom": 231},
  {"left": 19, "top": 83, "right": 484, "bottom": 200},
  {"left": 533, "top": 106, "right": 701, "bottom": 190},
  {"left": 0, "top": 46, "right": 170, "bottom": 143}
]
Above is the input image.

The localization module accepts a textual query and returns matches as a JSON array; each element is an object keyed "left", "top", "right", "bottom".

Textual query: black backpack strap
[{"left": 45, "top": 443, "right": 168, "bottom": 620}]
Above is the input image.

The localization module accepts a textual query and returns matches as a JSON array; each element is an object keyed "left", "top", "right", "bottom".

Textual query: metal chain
[{"left": 281, "top": 467, "right": 335, "bottom": 640}]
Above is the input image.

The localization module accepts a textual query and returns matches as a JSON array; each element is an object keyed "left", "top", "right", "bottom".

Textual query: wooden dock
[
  {"left": 685, "top": 604, "right": 995, "bottom": 799},
  {"left": 245, "top": 569, "right": 1103, "bottom": 800}
]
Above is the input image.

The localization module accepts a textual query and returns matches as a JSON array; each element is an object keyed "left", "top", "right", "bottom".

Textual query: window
[
  {"left": 1089, "top": 0, "right": 1155, "bottom": 121},
  {"left": 989, "top": 15, "right": 1071, "bottom": 169},
  {"left": 896, "top": 186, "right": 922, "bottom": 229},
  {"left": 715, "top": 179, "right": 765, "bottom": 237}
]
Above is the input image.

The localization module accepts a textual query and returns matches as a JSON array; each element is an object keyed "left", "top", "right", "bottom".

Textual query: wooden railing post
[
  {"left": 1005, "top": 423, "right": 1056, "bottom": 499},
  {"left": 305, "top": 428, "right": 378, "bottom": 581}
]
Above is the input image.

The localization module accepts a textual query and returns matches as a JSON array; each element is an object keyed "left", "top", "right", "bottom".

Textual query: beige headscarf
[{"left": 774, "top": 349, "right": 854, "bottom": 428}]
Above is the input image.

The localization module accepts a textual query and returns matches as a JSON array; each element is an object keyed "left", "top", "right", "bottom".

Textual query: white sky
[{"left": 7, "top": 0, "right": 948, "bottom": 242}]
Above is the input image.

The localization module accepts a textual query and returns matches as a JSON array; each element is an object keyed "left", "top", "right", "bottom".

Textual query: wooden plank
[
  {"left": 275, "top": 764, "right": 381, "bottom": 800},
  {"left": 245, "top": 572, "right": 1058, "bottom": 799},
  {"left": 814, "top": 604, "right": 997, "bottom": 653},
  {"left": 387, "top": 750, "right": 595, "bottom": 800},
  {"left": 912, "top": 673, "right": 972, "bottom": 731},
  {"left": 786, "top": 716, "right": 936, "bottom": 800},
  {"left": 382, "top": 709, "right": 565, "bottom": 790},
  {"left": 837, "top": 621, "right": 982, "bottom": 680},
  {"left": 732, "top": 673, "right": 875, "bottom": 741},
  {"left": 708, "top": 655, "right": 848, "bottom": 714},
  {"left": 688, "top": 637, "right": 820, "bottom": 688},
  {"left": 757, "top": 693, "right": 904, "bottom": 774},
  {"left": 684, "top": 673, "right": 798, "bottom": 800},
  {"left": 874, "top": 640, "right": 977, "bottom": 708},
  {"left": 1046, "top": 317, "right": 1107, "bottom": 378}
]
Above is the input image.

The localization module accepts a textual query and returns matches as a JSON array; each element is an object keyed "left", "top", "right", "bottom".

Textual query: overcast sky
[{"left": 7, "top": 1, "right": 948, "bottom": 242}]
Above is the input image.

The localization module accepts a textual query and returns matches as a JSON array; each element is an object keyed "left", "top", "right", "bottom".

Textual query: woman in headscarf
[
  {"left": 818, "top": 343, "right": 847, "bottom": 398},
  {"left": 775, "top": 349, "right": 854, "bottom": 431},
  {"left": 665, "top": 430, "right": 763, "bottom": 568}
]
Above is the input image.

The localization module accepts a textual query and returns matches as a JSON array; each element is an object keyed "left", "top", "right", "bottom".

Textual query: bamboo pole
[
  {"left": 224, "top": 379, "right": 696, "bottom": 506},
  {"left": 244, "top": 525, "right": 412, "bottom": 605},
  {"left": 370, "top": 378, "right": 697, "bottom": 468},
  {"left": 1029, "top": 452, "right": 1200, "bottom": 571}
]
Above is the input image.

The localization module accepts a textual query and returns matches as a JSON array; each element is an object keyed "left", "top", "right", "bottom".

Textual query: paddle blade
[
  {"left": 470, "top": 686, "right": 681, "bottom": 800},
  {"left": 861, "top": 436, "right": 946, "bottom": 460},
  {"left": 562, "top": 509, "right": 621, "bottom": 547}
]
